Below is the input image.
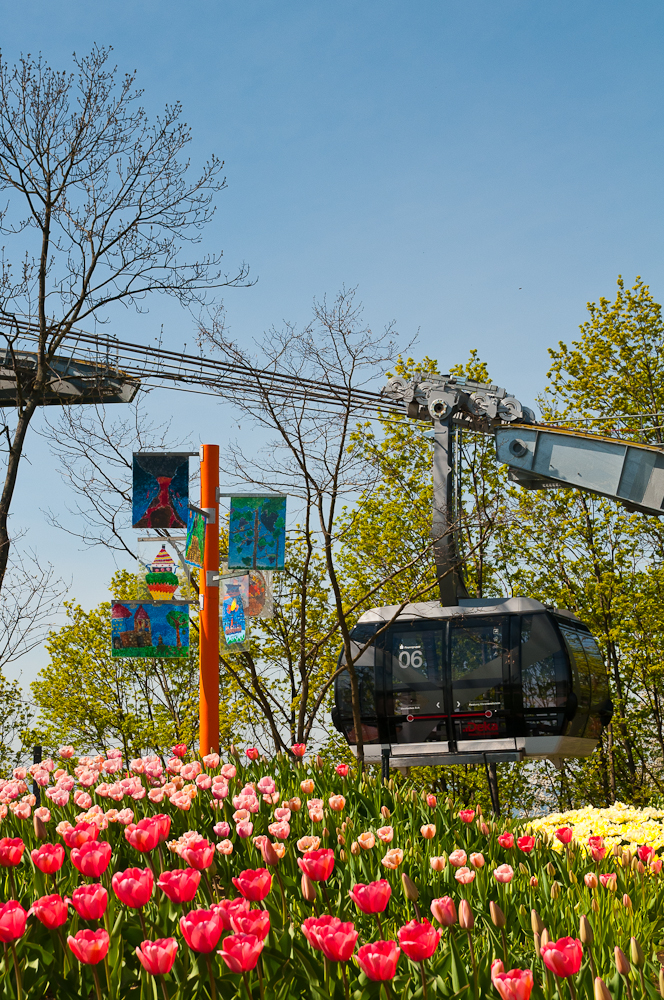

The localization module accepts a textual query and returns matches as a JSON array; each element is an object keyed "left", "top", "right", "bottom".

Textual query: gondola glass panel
[
  {"left": 388, "top": 627, "right": 446, "bottom": 743},
  {"left": 450, "top": 619, "right": 507, "bottom": 741},
  {"left": 334, "top": 623, "right": 380, "bottom": 744},
  {"left": 520, "top": 614, "right": 569, "bottom": 735},
  {"left": 558, "top": 623, "right": 591, "bottom": 736}
]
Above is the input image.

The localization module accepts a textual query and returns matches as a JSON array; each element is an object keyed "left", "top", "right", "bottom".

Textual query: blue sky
[{"left": 3, "top": 0, "right": 664, "bottom": 683}]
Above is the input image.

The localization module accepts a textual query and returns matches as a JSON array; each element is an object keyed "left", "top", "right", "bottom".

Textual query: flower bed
[
  {"left": 530, "top": 804, "right": 664, "bottom": 855},
  {"left": 0, "top": 745, "right": 662, "bottom": 999}
]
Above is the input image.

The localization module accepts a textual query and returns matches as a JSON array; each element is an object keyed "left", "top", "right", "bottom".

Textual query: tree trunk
[{"left": 0, "top": 400, "right": 39, "bottom": 591}]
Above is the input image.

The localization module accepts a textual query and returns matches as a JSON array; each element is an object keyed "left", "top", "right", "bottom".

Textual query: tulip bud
[
  {"left": 623, "top": 893, "right": 632, "bottom": 910},
  {"left": 550, "top": 881, "right": 561, "bottom": 900},
  {"left": 541, "top": 929, "right": 550, "bottom": 948},
  {"left": 346, "top": 817, "right": 353, "bottom": 829},
  {"left": 402, "top": 874, "right": 419, "bottom": 902},
  {"left": 476, "top": 805, "right": 482, "bottom": 816},
  {"left": 540, "top": 830, "right": 549, "bottom": 845},
  {"left": 381, "top": 806, "right": 391, "bottom": 819},
  {"left": 612, "top": 844, "right": 620, "bottom": 856},
  {"left": 615, "top": 947, "right": 631, "bottom": 976},
  {"left": 636, "top": 860, "right": 645, "bottom": 875},
  {"left": 536, "top": 838, "right": 542, "bottom": 850},
  {"left": 659, "top": 967, "right": 664, "bottom": 998},
  {"left": 316, "top": 755, "right": 324, "bottom": 768},
  {"left": 533, "top": 932, "right": 541, "bottom": 955},
  {"left": 261, "top": 839, "right": 280, "bottom": 866},
  {"left": 337, "top": 835, "right": 345, "bottom": 846},
  {"left": 591, "top": 897, "right": 599, "bottom": 914},
  {"left": 350, "top": 841, "right": 360, "bottom": 856},
  {"left": 546, "top": 861, "right": 556, "bottom": 877},
  {"left": 519, "top": 863, "right": 529, "bottom": 875},
  {"left": 622, "top": 850, "right": 632, "bottom": 867},
  {"left": 230, "top": 744, "right": 239, "bottom": 757},
  {"left": 33, "top": 812, "right": 47, "bottom": 842},
  {"left": 594, "top": 977, "right": 613, "bottom": 1000},
  {"left": 630, "top": 938, "right": 645, "bottom": 968},
  {"left": 339, "top": 850, "right": 347, "bottom": 862},
  {"left": 531, "top": 909, "right": 544, "bottom": 935},
  {"left": 530, "top": 875, "right": 538, "bottom": 888},
  {"left": 322, "top": 828, "right": 329, "bottom": 839},
  {"left": 568, "top": 870, "right": 577, "bottom": 884},
  {"left": 490, "top": 901, "right": 506, "bottom": 928},
  {"left": 481, "top": 822, "right": 490, "bottom": 836},
  {"left": 459, "top": 899, "right": 474, "bottom": 930},
  {"left": 579, "top": 915, "right": 594, "bottom": 945},
  {"left": 301, "top": 873, "right": 316, "bottom": 902}
]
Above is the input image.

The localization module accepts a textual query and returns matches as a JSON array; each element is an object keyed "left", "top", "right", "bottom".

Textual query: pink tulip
[
  {"left": 600, "top": 873, "right": 617, "bottom": 891},
  {"left": 430, "top": 896, "right": 456, "bottom": 926},
  {"left": 420, "top": 825, "right": 436, "bottom": 840},
  {"left": 493, "top": 864, "right": 514, "bottom": 884},
  {"left": 584, "top": 873, "right": 598, "bottom": 889},
  {"left": 449, "top": 849, "right": 467, "bottom": 868},
  {"left": 469, "top": 852, "right": 484, "bottom": 868},
  {"left": 493, "top": 968, "right": 534, "bottom": 1000},
  {"left": 454, "top": 866, "right": 475, "bottom": 885},
  {"left": 430, "top": 856, "right": 446, "bottom": 871}
]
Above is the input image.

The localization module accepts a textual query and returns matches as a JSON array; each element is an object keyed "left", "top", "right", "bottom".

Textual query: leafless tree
[
  {"left": 0, "top": 45, "right": 249, "bottom": 590},
  {"left": 198, "top": 288, "right": 470, "bottom": 767},
  {"left": 40, "top": 396, "right": 193, "bottom": 559}
]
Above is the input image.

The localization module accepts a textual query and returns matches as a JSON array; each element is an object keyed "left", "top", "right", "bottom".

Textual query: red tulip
[
  {"left": 638, "top": 844, "right": 655, "bottom": 863},
  {"left": 540, "top": 937, "right": 583, "bottom": 978},
  {"left": 214, "top": 897, "right": 251, "bottom": 930},
  {"left": 31, "top": 843, "right": 65, "bottom": 874},
  {"left": 157, "top": 868, "right": 201, "bottom": 904},
  {"left": 599, "top": 873, "right": 617, "bottom": 891},
  {"left": 68, "top": 928, "right": 110, "bottom": 965},
  {"left": 246, "top": 747, "right": 260, "bottom": 760},
  {"left": 336, "top": 764, "right": 350, "bottom": 777},
  {"left": 125, "top": 819, "right": 160, "bottom": 853},
  {"left": 136, "top": 938, "right": 178, "bottom": 975},
  {"left": 62, "top": 822, "right": 99, "bottom": 849},
  {"left": 302, "top": 915, "right": 344, "bottom": 951},
  {"left": 183, "top": 837, "right": 215, "bottom": 871},
  {"left": 297, "top": 849, "right": 335, "bottom": 882},
  {"left": 318, "top": 920, "right": 358, "bottom": 962},
  {"left": 493, "top": 968, "right": 534, "bottom": 1000},
  {"left": 0, "top": 901, "right": 27, "bottom": 942},
  {"left": 517, "top": 836, "right": 535, "bottom": 854},
  {"left": 555, "top": 827, "right": 573, "bottom": 845},
  {"left": 356, "top": 940, "right": 401, "bottom": 981},
  {"left": 232, "top": 868, "right": 273, "bottom": 901},
  {"left": 172, "top": 743, "right": 187, "bottom": 758},
  {"left": 291, "top": 743, "right": 307, "bottom": 758},
  {"left": 398, "top": 919, "right": 441, "bottom": 962},
  {"left": 180, "top": 907, "right": 223, "bottom": 953},
  {"left": 427, "top": 794, "right": 437, "bottom": 808},
  {"left": 152, "top": 814, "right": 171, "bottom": 844},
  {"left": 71, "top": 840, "right": 112, "bottom": 878},
  {"left": 70, "top": 883, "right": 108, "bottom": 921},
  {"left": 219, "top": 933, "right": 265, "bottom": 972},
  {"left": 430, "top": 896, "right": 457, "bottom": 927},
  {"left": 231, "top": 908, "right": 270, "bottom": 940},
  {"left": 112, "top": 867, "right": 154, "bottom": 908},
  {"left": 0, "top": 838, "right": 24, "bottom": 867},
  {"left": 498, "top": 832, "right": 514, "bottom": 849},
  {"left": 349, "top": 880, "right": 391, "bottom": 914},
  {"left": 459, "top": 809, "right": 475, "bottom": 823},
  {"left": 30, "top": 893, "right": 68, "bottom": 929}
]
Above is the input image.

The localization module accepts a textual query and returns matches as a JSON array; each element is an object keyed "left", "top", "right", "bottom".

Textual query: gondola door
[
  {"left": 384, "top": 622, "right": 450, "bottom": 747},
  {"left": 447, "top": 616, "right": 510, "bottom": 750}
]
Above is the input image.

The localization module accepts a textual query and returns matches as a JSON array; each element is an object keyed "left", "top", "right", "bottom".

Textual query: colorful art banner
[
  {"left": 184, "top": 509, "right": 206, "bottom": 568},
  {"left": 137, "top": 537, "right": 189, "bottom": 601},
  {"left": 228, "top": 496, "right": 286, "bottom": 570},
  {"left": 221, "top": 582, "right": 247, "bottom": 646},
  {"left": 248, "top": 570, "right": 274, "bottom": 619},
  {"left": 220, "top": 574, "right": 249, "bottom": 609},
  {"left": 111, "top": 601, "right": 190, "bottom": 659},
  {"left": 219, "top": 623, "right": 251, "bottom": 655},
  {"left": 132, "top": 453, "right": 189, "bottom": 529}
]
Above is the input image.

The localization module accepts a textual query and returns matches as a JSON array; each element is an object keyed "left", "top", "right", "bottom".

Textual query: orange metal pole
[{"left": 199, "top": 444, "right": 219, "bottom": 755}]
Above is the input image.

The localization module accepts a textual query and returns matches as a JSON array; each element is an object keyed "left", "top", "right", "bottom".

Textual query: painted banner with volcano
[
  {"left": 132, "top": 453, "right": 189, "bottom": 529},
  {"left": 111, "top": 601, "right": 190, "bottom": 658}
]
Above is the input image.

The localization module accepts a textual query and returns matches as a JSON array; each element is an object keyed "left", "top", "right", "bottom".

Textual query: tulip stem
[
  {"left": 420, "top": 961, "right": 428, "bottom": 1000},
  {"left": 275, "top": 869, "right": 288, "bottom": 923},
  {"left": 159, "top": 976, "right": 170, "bottom": 1000},
  {"left": 206, "top": 955, "right": 218, "bottom": 1000},
  {"left": 10, "top": 943, "right": 22, "bottom": 1000},
  {"left": 341, "top": 964, "right": 350, "bottom": 1000},
  {"left": 321, "top": 884, "right": 334, "bottom": 916},
  {"left": 500, "top": 928, "right": 508, "bottom": 968},
  {"left": 138, "top": 909, "right": 149, "bottom": 940},
  {"left": 466, "top": 930, "right": 478, "bottom": 1000},
  {"left": 620, "top": 975, "right": 633, "bottom": 1000},
  {"left": 91, "top": 966, "right": 103, "bottom": 1000},
  {"left": 242, "top": 970, "right": 252, "bottom": 1000},
  {"left": 375, "top": 914, "right": 385, "bottom": 940},
  {"left": 567, "top": 977, "right": 578, "bottom": 1000}
]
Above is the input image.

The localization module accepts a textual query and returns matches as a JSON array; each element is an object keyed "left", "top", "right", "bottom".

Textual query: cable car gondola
[{"left": 332, "top": 597, "right": 612, "bottom": 769}]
